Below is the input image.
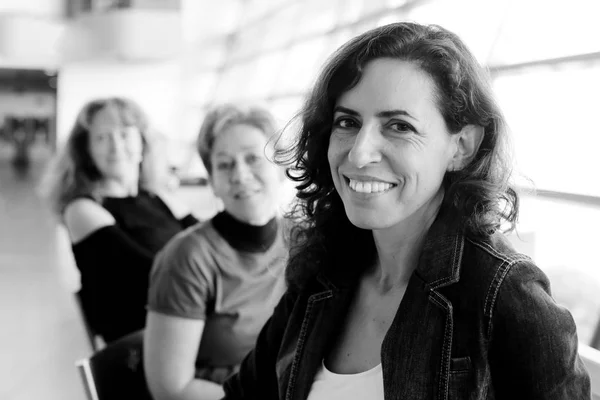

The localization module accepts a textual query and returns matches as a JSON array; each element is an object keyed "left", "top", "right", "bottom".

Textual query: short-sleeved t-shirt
[{"left": 147, "top": 218, "right": 288, "bottom": 372}]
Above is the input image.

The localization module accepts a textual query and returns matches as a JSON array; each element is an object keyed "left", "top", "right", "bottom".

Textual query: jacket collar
[{"left": 414, "top": 211, "right": 465, "bottom": 290}]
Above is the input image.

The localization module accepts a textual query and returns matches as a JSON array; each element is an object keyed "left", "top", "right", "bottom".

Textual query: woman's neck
[
  {"left": 97, "top": 177, "right": 139, "bottom": 198},
  {"left": 369, "top": 191, "right": 443, "bottom": 291},
  {"left": 370, "top": 227, "right": 427, "bottom": 292},
  {"left": 230, "top": 209, "right": 277, "bottom": 226},
  {"left": 213, "top": 210, "right": 279, "bottom": 252}
]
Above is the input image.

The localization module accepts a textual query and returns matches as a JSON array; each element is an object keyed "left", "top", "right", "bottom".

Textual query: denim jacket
[{"left": 223, "top": 217, "right": 591, "bottom": 399}]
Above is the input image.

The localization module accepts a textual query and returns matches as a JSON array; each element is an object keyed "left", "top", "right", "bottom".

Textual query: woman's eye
[
  {"left": 246, "top": 154, "right": 261, "bottom": 165},
  {"left": 121, "top": 127, "right": 137, "bottom": 138},
  {"left": 389, "top": 122, "right": 414, "bottom": 133},
  {"left": 216, "top": 162, "right": 231, "bottom": 170},
  {"left": 91, "top": 134, "right": 106, "bottom": 142},
  {"left": 333, "top": 117, "right": 359, "bottom": 129}
]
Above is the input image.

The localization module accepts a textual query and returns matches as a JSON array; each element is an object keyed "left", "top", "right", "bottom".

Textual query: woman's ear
[{"left": 448, "top": 125, "right": 484, "bottom": 171}]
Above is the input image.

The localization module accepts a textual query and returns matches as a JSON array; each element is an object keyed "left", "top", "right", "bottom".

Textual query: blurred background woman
[
  {"left": 144, "top": 104, "right": 290, "bottom": 400},
  {"left": 43, "top": 97, "right": 198, "bottom": 343}
]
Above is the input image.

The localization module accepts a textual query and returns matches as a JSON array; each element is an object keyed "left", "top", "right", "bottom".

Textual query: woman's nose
[
  {"left": 230, "top": 161, "right": 253, "bottom": 183},
  {"left": 347, "top": 123, "right": 383, "bottom": 168},
  {"left": 107, "top": 131, "right": 124, "bottom": 152}
]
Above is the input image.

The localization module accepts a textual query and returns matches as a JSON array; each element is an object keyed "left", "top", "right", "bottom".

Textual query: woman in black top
[{"left": 43, "top": 97, "right": 198, "bottom": 342}]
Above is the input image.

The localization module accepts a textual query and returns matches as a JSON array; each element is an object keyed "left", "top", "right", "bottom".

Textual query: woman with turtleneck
[{"left": 144, "top": 104, "right": 290, "bottom": 400}]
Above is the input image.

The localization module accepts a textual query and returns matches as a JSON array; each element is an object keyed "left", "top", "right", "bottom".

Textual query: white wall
[
  {"left": 131, "top": 0, "right": 181, "bottom": 10},
  {"left": 0, "top": 0, "right": 65, "bottom": 18},
  {"left": 0, "top": 15, "right": 64, "bottom": 69},
  {"left": 57, "top": 61, "right": 183, "bottom": 162}
]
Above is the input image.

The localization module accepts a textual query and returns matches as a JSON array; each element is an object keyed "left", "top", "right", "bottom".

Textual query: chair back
[
  {"left": 74, "top": 289, "right": 103, "bottom": 351},
  {"left": 76, "top": 330, "right": 153, "bottom": 400}
]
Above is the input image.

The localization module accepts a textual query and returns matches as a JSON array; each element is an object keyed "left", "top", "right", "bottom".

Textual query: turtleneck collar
[{"left": 212, "top": 211, "right": 278, "bottom": 253}]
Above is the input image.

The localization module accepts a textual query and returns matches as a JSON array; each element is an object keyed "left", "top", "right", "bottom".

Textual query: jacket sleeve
[
  {"left": 222, "top": 288, "right": 299, "bottom": 399},
  {"left": 73, "top": 225, "right": 156, "bottom": 341},
  {"left": 489, "top": 259, "right": 591, "bottom": 399}
]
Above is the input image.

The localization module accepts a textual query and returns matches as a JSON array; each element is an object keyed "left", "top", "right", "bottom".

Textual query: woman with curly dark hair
[{"left": 223, "top": 22, "right": 591, "bottom": 399}]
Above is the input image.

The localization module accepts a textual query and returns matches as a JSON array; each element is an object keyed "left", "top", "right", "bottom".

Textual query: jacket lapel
[
  {"left": 282, "top": 214, "right": 467, "bottom": 400},
  {"left": 282, "top": 275, "right": 358, "bottom": 400},
  {"left": 381, "top": 215, "right": 466, "bottom": 400}
]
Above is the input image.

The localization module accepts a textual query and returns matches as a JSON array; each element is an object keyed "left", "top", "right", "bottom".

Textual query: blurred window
[
  {"left": 178, "top": 0, "right": 600, "bottom": 347},
  {"left": 487, "top": 0, "right": 600, "bottom": 66},
  {"left": 494, "top": 59, "right": 600, "bottom": 197}
]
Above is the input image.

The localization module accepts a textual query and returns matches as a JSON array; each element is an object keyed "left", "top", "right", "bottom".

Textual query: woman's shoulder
[
  {"left": 63, "top": 197, "right": 116, "bottom": 243},
  {"left": 157, "top": 219, "right": 216, "bottom": 259},
  {"left": 151, "top": 220, "right": 223, "bottom": 285},
  {"left": 463, "top": 231, "right": 535, "bottom": 277},
  {"left": 460, "top": 230, "right": 544, "bottom": 302}
]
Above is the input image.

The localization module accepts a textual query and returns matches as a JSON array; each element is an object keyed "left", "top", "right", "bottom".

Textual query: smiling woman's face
[
  {"left": 209, "top": 123, "right": 283, "bottom": 225},
  {"left": 88, "top": 105, "right": 144, "bottom": 183},
  {"left": 328, "top": 58, "right": 459, "bottom": 233}
]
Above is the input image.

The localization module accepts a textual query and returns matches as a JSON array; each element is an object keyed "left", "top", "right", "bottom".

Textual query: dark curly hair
[{"left": 276, "top": 22, "right": 519, "bottom": 290}]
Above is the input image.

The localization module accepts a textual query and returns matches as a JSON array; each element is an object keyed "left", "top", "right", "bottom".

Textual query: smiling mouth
[
  {"left": 346, "top": 178, "right": 397, "bottom": 194},
  {"left": 234, "top": 190, "right": 258, "bottom": 199}
]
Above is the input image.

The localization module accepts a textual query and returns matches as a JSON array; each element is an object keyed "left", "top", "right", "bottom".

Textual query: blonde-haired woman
[
  {"left": 144, "top": 104, "right": 290, "bottom": 400},
  {"left": 44, "top": 97, "right": 198, "bottom": 343}
]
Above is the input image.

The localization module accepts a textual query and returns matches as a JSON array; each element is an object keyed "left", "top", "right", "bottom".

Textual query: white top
[{"left": 306, "top": 360, "right": 384, "bottom": 400}]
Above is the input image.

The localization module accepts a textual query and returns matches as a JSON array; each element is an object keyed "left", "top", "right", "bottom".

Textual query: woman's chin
[
  {"left": 101, "top": 167, "right": 133, "bottom": 178},
  {"left": 227, "top": 209, "right": 276, "bottom": 226},
  {"left": 343, "top": 206, "right": 395, "bottom": 230},
  {"left": 346, "top": 215, "right": 390, "bottom": 231}
]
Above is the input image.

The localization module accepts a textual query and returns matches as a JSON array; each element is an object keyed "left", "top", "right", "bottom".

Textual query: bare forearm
[
  {"left": 182, "top": 378, "right": 224, "bottom": 400},
  {"left": 152, "top": 378, "right": 225, "bottom": 400}
]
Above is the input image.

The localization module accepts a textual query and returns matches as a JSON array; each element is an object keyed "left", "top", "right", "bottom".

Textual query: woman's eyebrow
[
  {"left": 376, "top": 110, "right": 417, "bottom": 121},
  {"left": 333, "top": 106, "right": 359, "bottom": 116},
  {"left": 215, "top": 146, "right": 261, "bottom": 157},
  {"left": 334, "top": 106, "right": 417, "bottom": 121}
]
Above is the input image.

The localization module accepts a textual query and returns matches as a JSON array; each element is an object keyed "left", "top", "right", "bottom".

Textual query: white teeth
[{"left": 348, "top": 179, "right": 394, "bottom": 193}]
